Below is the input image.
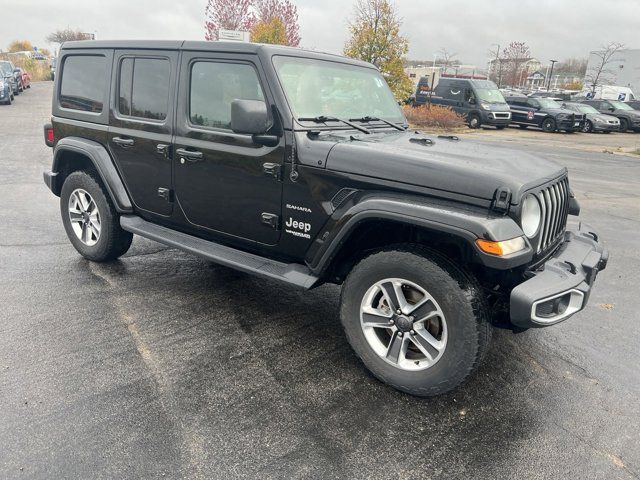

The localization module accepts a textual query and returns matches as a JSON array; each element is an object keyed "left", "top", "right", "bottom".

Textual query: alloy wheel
[
  {"left": 68, "top": 188, "right": 101, "bottom": 246},
  {"left": 360, "top": 278, "right": 447, "bottom": 371}
]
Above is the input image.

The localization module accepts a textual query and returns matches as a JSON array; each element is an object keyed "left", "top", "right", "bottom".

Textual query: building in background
[{"left": 584, "top": 48, "right": 640, "bottom": 94}]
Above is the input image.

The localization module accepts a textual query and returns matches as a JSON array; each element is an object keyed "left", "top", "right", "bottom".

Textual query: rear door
[
  {"left": 108, "top": 50, "right": 178, "bottom": 217},
  {"left": 173, "top": 51, "right": 283, "bottom": 246}
]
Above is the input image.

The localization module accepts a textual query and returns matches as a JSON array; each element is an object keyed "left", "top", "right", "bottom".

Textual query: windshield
[
  {"left": 476, "top": 88, "right": 506, "bottom": 104},
  {"left": 272, "top": 56, "right": 404, "bottom": 123},
  {"left": 575, "top": 104, "right": 599, "bottom": 114},
  {"left": 536, "top": 98, "right": 562, "bottom": 109},
  {"left": 0, "top": 62, "right": 12, "bottom": 75},
  {"left": 609, "top": 100, "right": 634, "bottom": 111}
]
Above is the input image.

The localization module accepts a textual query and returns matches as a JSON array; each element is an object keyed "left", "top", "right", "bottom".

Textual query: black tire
[
  {"left": 60, "top": 171, "right": 133, "bottom": 262},
  {"left": 468, "top": 113, "right": 481, "bottom": 129},
  {"left": 518, "top": 124, "right": 528, "bottom": 129},
  {"left": 582, "top": 120, "right": 593, "bottom": 133},
  {"left": 541, "top": 117, "right": 556, "bottom": 132},
  {"left": 340, "top": 245, "right": 491, "bottom": 397},
  {"left": 620, "top": 118, "right": 629, "bottom": 132}
]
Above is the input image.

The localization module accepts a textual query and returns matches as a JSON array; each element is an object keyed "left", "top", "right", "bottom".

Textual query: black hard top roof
[{"left": 60, "top": 40, "right": 374, "bottom": 69}]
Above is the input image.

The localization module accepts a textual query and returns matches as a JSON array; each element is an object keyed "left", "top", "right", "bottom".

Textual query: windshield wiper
[
  {"left": 298, "top": 116, "right": 371, "bottom": 134},
  {"left": 349, "top": 116, "right": 406, "bottom": 131}
]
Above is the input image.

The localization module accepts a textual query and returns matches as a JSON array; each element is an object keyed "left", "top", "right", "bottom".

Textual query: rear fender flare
[{"left": 51, "top": 137, "right": 133, "bottom": 213}]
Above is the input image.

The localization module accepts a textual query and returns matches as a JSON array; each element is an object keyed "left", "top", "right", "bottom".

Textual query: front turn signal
[{"left": 476, "top": 237, "right": 526, "bottom": 256}]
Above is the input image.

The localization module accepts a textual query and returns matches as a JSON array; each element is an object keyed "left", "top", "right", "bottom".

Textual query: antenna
[{"left": 289, "top": 115, "right": 299, "bottom": 182}]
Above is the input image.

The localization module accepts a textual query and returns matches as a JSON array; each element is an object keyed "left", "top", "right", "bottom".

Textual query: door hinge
[
  {"left": 263, "top": 162, "right": 282, "bottom": 180},
  {"left": 157, "top": 187, "right": 173, "bottom": 203},
  {"left": 492, "top": 186, "right": 511, "bottom": 214},
  {"left": 261, "top": 212, "right": 280, "bottom": 229}
]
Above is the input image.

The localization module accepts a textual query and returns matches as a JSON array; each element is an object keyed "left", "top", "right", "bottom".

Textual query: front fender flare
[
  {"left": 307, "top": 193, "right": 532, "bottom": 275},
  {"left": 50, "top": 137, "right": 133, "bottom": 213}
]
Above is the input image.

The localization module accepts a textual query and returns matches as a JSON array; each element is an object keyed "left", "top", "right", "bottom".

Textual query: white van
[{"left": 581, "top": 85, "right": 636, "bottom": 102}]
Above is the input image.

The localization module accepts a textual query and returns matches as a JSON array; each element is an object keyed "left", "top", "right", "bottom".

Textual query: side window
[
  {"left": 600, "top": 101, "right": 611, "bottom": 110},
  {"left": 464, "top": 89, "right": 476, "bottom": 103},
  {"left": 118, "top": 57, "right": 170, "bottom": 120},
  {"left": 59, "top": 55, "right": 106, "bottom": 113},
  {"left": 189, "top": 61, "right": 264, "bottom": 130}
]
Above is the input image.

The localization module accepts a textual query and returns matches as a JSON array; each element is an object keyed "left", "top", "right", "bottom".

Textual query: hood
[
  {"left": 587, "top": 113, "right": 618, "bottom": 122},
  {"left": 542, "top": 107, "right": 581, "bottom": 116},
  {"left": 319, "top": 130, "right": 566, "bottom": 203},
  {"left": 616, "top": 109, "right": 640, "bottom": 118}
]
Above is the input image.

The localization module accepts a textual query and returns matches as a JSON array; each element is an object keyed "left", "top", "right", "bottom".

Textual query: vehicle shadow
[{"left": 79, "top": 249, "right": 564, "bottom": 478}]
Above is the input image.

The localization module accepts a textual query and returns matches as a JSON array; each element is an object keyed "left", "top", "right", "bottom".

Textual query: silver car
[{"left": 562, "top": 102, "right": 620, "bottom": 133}]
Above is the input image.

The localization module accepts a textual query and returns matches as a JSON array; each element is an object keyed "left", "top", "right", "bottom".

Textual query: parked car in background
[
  {"left": 0, "top": 75, "right": 14, "bottom": 105},
  {"left": 579, "top": 99, "right": 640, "bottom": 132},
  {"left": 0, "top": 60, "right": 21, "bottom": 95},
  {"left": 17, "top": 68, "right": 31, "bottom": 89},
  {"left": 412, "top": 77, "right": 511, "bottom": 129},
  {"left": 623, "top": 100, "right": 640, "bottom": 110},
  {"left": 505, "top": 96, "right": 584, "bottom": 132},
  {"left": 562, "top": 102, "right": 620, "bottom": 133},
  {"left": 580, "top": 85, "right": 636, "bottom": 102},
  {"left": 50, "top": 58, "right": 57, "bottom": 81}
]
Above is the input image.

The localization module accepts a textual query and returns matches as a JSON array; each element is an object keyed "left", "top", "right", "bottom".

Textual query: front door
[
  {"left": 173, "top": 52, "right": 283, "bottom": 246},
  {"left": 108, "top": 50, "right": 178, "bottom": 217}
]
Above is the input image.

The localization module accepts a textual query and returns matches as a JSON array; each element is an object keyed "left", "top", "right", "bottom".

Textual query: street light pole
[{"left": 547, "top": 59, "right": 558, "bottom": 90}]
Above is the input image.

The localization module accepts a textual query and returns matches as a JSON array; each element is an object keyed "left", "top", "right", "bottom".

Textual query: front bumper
[
  {"left": 481, "top": 111, "right": 511, "bottom": 125},
  {"left": 593, "top": 122, "right": 620, "bottom": 132},
  {"left": 510, "top": 222, "right": 608, "bottom": 328}
]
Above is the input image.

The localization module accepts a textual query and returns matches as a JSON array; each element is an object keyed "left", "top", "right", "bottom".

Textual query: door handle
[
  {"left": 175, "top": 148, "right": 204, "bottom": 162},
  {"left": 156, "top": 143, "right": 170, "bottom": 158},
  {"left": 112, "top": 137, "right": 134, "bottom": 148}
]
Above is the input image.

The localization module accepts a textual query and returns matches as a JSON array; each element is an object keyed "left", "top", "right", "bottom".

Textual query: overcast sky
[{"left": 2, "top": 0, "right": 639, "bottom": 68}]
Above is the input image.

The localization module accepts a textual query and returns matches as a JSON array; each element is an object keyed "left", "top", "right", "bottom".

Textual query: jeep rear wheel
[
  {"left": 60, "top": 171, "right": 133, "bottom": 262},
  {"left": 340, "top": 245, "right": 491, "bottom": 397}
]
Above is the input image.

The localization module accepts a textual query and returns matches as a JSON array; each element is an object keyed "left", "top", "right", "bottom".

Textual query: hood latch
[{"left": 492, "top": 187, "right": 512, "bottom": 214}]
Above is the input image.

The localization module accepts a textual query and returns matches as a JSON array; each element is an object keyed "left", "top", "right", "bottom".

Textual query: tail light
[{"left": 44, "top": 123, "right": 54, "bottom": 147}]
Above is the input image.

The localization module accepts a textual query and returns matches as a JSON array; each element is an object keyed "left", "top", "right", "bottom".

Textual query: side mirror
[{"left": 231, "top": 99, "right": 270, "bottom": 135}]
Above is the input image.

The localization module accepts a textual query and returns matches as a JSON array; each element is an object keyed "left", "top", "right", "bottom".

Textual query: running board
[{"left": 120, "top": 215, "right": 319, "bottom": 289}]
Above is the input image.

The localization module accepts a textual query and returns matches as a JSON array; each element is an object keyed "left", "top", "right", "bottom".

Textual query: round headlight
[{"left": 521, "top": 194, "right": 541, "bottom": 238}]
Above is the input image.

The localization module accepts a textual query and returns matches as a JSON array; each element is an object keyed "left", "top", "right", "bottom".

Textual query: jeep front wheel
[
  {"left": 60, "top": 171, "right": 133, "bottom": 262},
  {"left": 340, "top": 246, "right": 491, "bottom": 397}
]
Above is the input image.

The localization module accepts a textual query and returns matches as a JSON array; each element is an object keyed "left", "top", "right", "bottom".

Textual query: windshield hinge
[{"left": 492, "top": 187, "right": 512, "bottom": 214}]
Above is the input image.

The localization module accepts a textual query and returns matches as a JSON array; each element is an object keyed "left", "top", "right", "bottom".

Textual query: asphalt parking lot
[{"left": 1, "top": 82, "right": 639, "bottom": 479}]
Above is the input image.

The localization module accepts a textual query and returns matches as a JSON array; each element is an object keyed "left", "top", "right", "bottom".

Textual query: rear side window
[
  {"left": 118, "top": 57, "right": 170, "bottom": 121},
  {"left": 189, "top": 61, "right": 264, "bottom": 130},
  {"left": 59, "top": 55, "right": 106, "bottom": 113}
]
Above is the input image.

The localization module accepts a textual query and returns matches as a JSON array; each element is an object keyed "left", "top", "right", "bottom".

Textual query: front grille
[
  {"left": 535, "top": 177, "right": 570, "bottom": 253},
  {"left": 493, "top": 112, "right": 510, "bottom": 119}
]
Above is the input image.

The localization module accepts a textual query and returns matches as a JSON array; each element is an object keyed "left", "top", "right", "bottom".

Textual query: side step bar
[{"left": 120, "top": 215, "right": 319, "bottom": 289}]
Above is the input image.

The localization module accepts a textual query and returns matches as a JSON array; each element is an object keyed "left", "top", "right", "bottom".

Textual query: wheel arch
[
  {"left": 307, "top": 194, "right": 530, "bottom": 283},
  {"left": 50, "top": 137, "right": 133, "bottom": 213}
]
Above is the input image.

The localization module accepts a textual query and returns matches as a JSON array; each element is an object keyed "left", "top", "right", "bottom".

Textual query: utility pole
[{"left": 547, "top": 59, "right": 558, "bottom": 90}]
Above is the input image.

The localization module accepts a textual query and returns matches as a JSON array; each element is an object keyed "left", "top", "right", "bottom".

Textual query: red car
[{"left": 17, "top": 68, "right": 31, "bottom": 90}]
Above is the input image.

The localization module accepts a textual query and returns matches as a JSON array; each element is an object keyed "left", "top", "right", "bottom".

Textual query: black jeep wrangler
[{"left": 43, "top": 41, "right": 608, "bottom": 397}]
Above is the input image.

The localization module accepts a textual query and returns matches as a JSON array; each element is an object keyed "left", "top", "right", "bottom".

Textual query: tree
[
  {"left": 501, "top": 41, "right": 531, "bottom": 87},
  {"left": 46, "top": 28, "right": 90, "bottom": 44},
  {"left": 253, "top": 0, "right": 300, "bottom": 47},
  {"left": 344, "top": 0, "right": 413, "bottom": 100},
  {"left": 8, "top": 40, "right": 33, "bottom": 52},
  {"left": 204, "top": 0, "right": 300, "bottom": 46},
  {"left": 437, "top": 48, "right": 458, "bottom": 74},
  {"left": 585, "top": 42, "right": 624, "bottom": 93},
  {"left": 250, "top": 17, "right": 287, "bottom": 44},
  {"left": 204, "top": 0, "right": 255, "bottom": 41}
]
